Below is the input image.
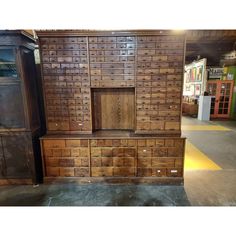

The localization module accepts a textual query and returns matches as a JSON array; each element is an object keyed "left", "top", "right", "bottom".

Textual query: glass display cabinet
[{"left": 0, "top": 31, "right": 43, "bottom": 184}]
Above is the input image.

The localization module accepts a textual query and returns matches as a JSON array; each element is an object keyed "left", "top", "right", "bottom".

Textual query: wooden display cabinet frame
[
  {"left": 0, "top": 31, "right": 43, "bottom": 185},
  {"left": 36, "top": 30, "right": 186, "bottom": 185}
]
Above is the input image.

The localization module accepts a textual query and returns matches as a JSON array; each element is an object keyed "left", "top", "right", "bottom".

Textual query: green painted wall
[{"left": 226, "top": 66, "right": 236, "bottom": 119}]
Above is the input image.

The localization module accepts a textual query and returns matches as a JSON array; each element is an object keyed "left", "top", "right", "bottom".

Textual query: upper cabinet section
[
  {"left": 37, "top": 30, "right": 185, "bottom": 135},
  {"left": 0, "top": 30, "right": 40, "bottom": 132}
]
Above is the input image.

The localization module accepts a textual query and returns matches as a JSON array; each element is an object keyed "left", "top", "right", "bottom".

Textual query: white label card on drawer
[{"left": 171, "top": 170, "right": 178, "bottom": 173}]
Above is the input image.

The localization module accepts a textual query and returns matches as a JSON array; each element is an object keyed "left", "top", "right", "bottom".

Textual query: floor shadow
[
  {"left": 103, "top": 181, "right": 191, "bottom": 206},
  {"left": 0, "top": 185, "right": 49, "bottom": 206}
]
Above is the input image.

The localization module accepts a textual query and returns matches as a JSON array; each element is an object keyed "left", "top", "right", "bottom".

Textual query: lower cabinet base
[
  {"left": 41, "top": 135, "right": 186, "bottom": 184},
  {"left": 43, "top": 177, "right": 184, "bottom": 185},
  {"left": 0, "top": 179, "right": 33, "bottom": 185}
]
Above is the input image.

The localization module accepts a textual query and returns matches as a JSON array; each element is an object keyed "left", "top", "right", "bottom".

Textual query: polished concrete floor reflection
[{"left": 0, "top": 116, "right": 236, "bottom": 206}]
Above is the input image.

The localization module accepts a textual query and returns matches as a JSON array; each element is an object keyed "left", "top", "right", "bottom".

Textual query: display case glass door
[
  {"left": 0, "top": 48, "right": 25, "bottom": 130},
  {"left": 207, "top": 80, "right": 234, "bottom": 118},
  {"left": 0, "top": 49, "right": 18, "bottom": 78}
]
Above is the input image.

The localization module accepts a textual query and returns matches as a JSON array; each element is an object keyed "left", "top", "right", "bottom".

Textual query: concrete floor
[{"left": 0, "top": 116, "right": 236, "bottom": 206}]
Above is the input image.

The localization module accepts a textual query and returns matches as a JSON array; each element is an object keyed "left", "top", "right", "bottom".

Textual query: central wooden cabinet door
[{"left": 92, "top": 88, "right": 135, "bottom": 130}]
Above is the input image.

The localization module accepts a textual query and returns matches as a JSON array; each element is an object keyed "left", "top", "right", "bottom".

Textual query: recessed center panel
[{"left": 92, "top": 88, "right": 135, "bottom": 130}]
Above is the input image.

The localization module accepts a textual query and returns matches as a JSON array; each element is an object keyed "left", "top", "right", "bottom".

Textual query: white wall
[{"left": 183, "top": 58, "right": 207, "bottom": 97}]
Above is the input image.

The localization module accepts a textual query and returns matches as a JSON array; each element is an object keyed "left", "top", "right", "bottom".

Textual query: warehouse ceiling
[{"left": 185, "top": 30, "right": 236, "bottom": 66}]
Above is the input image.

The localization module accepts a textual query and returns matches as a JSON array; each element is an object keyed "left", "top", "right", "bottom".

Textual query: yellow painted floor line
[
  {"left": 184, "top": 140, "right": 222, "bottom": 170},
  {"left": 182, "top": 125, "right": 231, "bottom": 131}
]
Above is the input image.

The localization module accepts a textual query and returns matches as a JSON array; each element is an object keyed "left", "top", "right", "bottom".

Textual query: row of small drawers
[
  {"left": 88, "top": 62, "right": 182, "bottom": 69},
  {"left": 45, "top": 167, "right": 183, "bottom": 177},
  {"left": 40, "top": 36, "right": 184, "bottom": 44},
  {"left": 43, "top": 66, "right": 182, "bottom": 74},
  {"left": 137, "top": 96, "right": 181, "bottom": 103},
  {"left": 88, "top": 43, "right": 183, "bottom": 50},
  {"left": 41, "top": 43, "right": 183, "bottom": 50},
  {"left": 48, "top": 121, "right": 91, "bottom": 131},
  {"left": 41, "top": 49, "right": 183, "bottom": 57},
  {"left": 43, "top": 69, "right": 89, "bottom": 75},
  {"left": 136, "top": 121, "right": 180, "bottom": 131},
  {"left": 44, "top": 157, "right": 182, "bottom": 168},
  {"left": 43, "top": 94, "right": 181, "bottom": 103},
  {"left": 41, "top": 53, "right": 183, "bottom": 61},
  {"left": 42, "top": 138, "right": 184, "bottom": 148},
  {"left": 43, "top": 74, "right": 182, "bottom": 81},
  {"left": 43, "top": 76, "right": 181, "bottom": 84},
  {"left": 42, "top": 69, "right": 182, "bottom": 76}
]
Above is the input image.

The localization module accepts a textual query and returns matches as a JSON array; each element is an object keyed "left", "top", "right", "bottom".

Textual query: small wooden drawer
[
  {"left": 70, "top": 121, "right": 83, "bottom": 130},
  {"left": 107, "top": 37, "right": 116, "bottom": 43},
  {"left": 46, "top": 167, "right": 60, "bottom": 177},
  {"left": 59, "top": 168, "right": 75, "bottom": 177},
  {"left": 61, "top": 149, "right": 71, "bottom": 157},
  {"left": 150, "top": 121, "right": 165, "bottom": 130},
  {"left": 44, "top": 148, "right": 53, "bottom": 157},
  {"left": 136, "top": 122, "right": 150, "bottom": 130},
  {"left": 89, "top": 37, "right": 97, "bottom": 43},
  {"left": 91, "top": 157, "right": 102, "bottom": 167},
  {"left": 63, "top": 44, "right": 79, "bottom": 50},
  {"left": 105, "top": 44, "right": 116, "bottom": 49},
  {"left": 77, "top": 37, "right": 86, "bottom": 43},
  {"left": 175, "top": 159, "right": 183, "bottom": 168},
  {"left": 45, "top": 159, "right": 59, "bottom": 167},
  {"left": 113, "top": 157, "right": 133, "bottom": 167},
  {"left": 43, "top": 139, "right": 65, "bottom": 148},
  {"left": 59, "top": 158, "right": 75, "bottom": 167},
  {"left": 167, "top": 55, "right": 183, "bottom": 62},
  {"left": 159, "top": 111, "right": 180, "bottom": 116},
  {"left": 138, "top": 49, "right": 155, "bottom": 55},
  {"left": 91, "top": 148, "right": 102, "bottom": 157},
  {"left": 137, "top": 158, "right": 152, "bottom": 167},
  {"left": 168, "top": 147, "right": 183, "bottom": 157},
  {"left": 74, "top": 167, "right": 89, "bottom": 177},
  {"left": 137, "top": 76, "right": 151, "bottom": 81},
  {"left": 151, "top": 168, "right": 166, "bottom": 177},
  {"left": 138, "top": 42, "right": 155, "bottom": 48},
  {"left": 137, "top": 36, "right": 147, "bottom": 43},
  {"left": 113, "top": 167, "right": 135, "bottom": 177},
  {"left": 52, "top": 149, "right": 62, "bottom": 157},
  {"left": 117, "top": 37, "right": 127, "bottom": 42},
  {"left": 165, "top": 122, "right": 180, "bottom": 130},
  {"left": 152, "top": 148, "right": 168, "bottom": 157},
  {"left": 91, "top": 167, "right": 113, "bottom": 177},
  {"left": 101, "top": 157, "right": 113, "bottom": 167},
  {"left": 166, "top": 168, "right": 183, "bottom": 177},
  {"left": 152, "top": 55, "right": 168, "bottom": 61},
  {"left": 101, "top": 149, "right": 113, "bottom": 157},
  {"left": 66, "top": 140, "right": 88, "bottom": 147},
  {"left": 137, "top": 56, "right": 152, "bottom": 62},
  {"left": 151, "top": 158, "right": 175, "bottom": 168},
  {"left": 137, "top": 168, "right": 152, "bottom": 177}
]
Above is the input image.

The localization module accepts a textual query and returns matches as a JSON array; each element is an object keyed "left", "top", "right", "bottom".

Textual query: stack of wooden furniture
[
  {"left": 182, "top": 97, "right": 198, "bottom": 117},
  {"left": 0, "top": 31, "right": 43, "bottom": 184},
  {"left": 37, "top": 30, "right": 186, "bottom": 184}
]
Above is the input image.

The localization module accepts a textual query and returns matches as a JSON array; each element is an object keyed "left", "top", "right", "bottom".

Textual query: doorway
[{"left": 207, "top": 80, "right": 234, "bottom": 118}]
